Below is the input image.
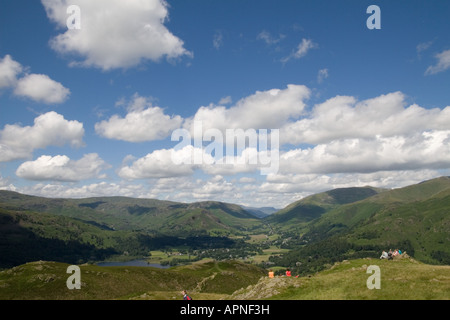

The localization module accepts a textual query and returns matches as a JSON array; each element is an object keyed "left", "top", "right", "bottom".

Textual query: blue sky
[{"left": 1, "top": 0, "right": 449, "bottom": 208}]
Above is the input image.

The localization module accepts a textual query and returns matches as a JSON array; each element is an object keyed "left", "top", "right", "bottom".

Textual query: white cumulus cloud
[
  {"left": 14, "top": 74, "right": 70, "bottom": 104},
  {"left": 0, "top": 111, "right": 84, "bottom": 162},
  {"left": 278, "top": 90, "right": 450, "bottom": 176},
  {"left": 18, "top": 181, "right": 152, "bottom": 199},
  {"left": 278, "top": 131, "right": 450, "bottom": 175},
  {"left": 16, "top": 153, "right": 109, "bottom": 182},
  {"left": 185, "top": 84, "right": 310, "bottom": 136},
  {"left": 41, "top": 0, "right": 192, "bottom": 70},
  {"left": 0, "top": 55, "right": 70, "bottom": 104},
  {"left": 95, "top": 94, "right": 183, "bottom": 142},
  {"left": 118, "top": 147, "right": 199, "bottom": 179},
  {"left": 281, "top": 92, "right": 450, "bottom": 145},
  {"left": 0, "top": 55, "right": 23, "bottom": 89}
]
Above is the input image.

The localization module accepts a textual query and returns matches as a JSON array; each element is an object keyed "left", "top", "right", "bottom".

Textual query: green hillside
[
  {"left": 266, "top": 186, "right": 383, "bottom": 229},
  {"left": 1, "top": 256, "right": 448, "bottom": 300},
  {"left": 303, "top": 177, "right": 450, "bottom": 261},
  {"left": 267, "top": 177, "right": 450, "bottom": 274},
  {"left": 0, "top": 206, "right": 202, "bottom": 269},
  {"left": 0, "top": 259, "right": 266, "bottom": 300},
  {"left": 0, "top": 191, "right": 262, "bottom": 236},
  {"left": 230, "top": 257, "right": 450, "bottom": 300},
  {"left": 0, "top": 207, "right": 119, "bottom": 268},
  {"left": 0, "top": 205, "right": 264, "bottom": 269}
]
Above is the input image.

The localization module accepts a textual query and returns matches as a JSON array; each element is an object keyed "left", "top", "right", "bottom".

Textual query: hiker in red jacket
[
  {"left": 286, "top": 268, "right": 292, "bottom": 277},
  {"left": 182, "top": 290, "right": 192, "bottom": 300}
]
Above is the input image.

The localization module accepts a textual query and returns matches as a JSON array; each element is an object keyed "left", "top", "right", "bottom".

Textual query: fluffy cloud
[
  {"left": 95, "top": 94, "right": 183, "bottom": 142},
  {"left": 185, "top": 84, "right": 310, "bottom": 136},
  {"left": 118, "top": 141, "right": 279, "bottom": 179},
  {"left": 278, "top": 131, "right": 450, "bottom": 175},
  {"left": 7, "top": 86, "right": 447, "bottom": 209},
  {"left": 0, "top": 55, "right": 22, "bottom": 89},
  {"left": 13, "top": 175, "right": 240, "bottom": 205},
  {"left": 117, "top": 88, "right": 450, "bottom": 182},
  {"left": 0, "top": 111, "right": 84, "bottom": 162},
  {"left": 97, "top": 85, "right": 309, "bottom": 143},
  {"left": 109, "top": 85, "right": 307, "bottom": 179},
  {"left": 118, "top": 147, "right": 198, "bottom": 179},
  {"left": 0, "top": 55, "right": 69, "bottom": 104},
  {"left": 0, "top": 174, "right": 16, "bottom": 191},
  {"left": 258, "top": 169, "right": 445, "bottom": 208},
  {"left": 14, "top": 74, "right": 70, "bottom": 104},
  {"left": 278, "top": 91, "right": 450, "bottom": 175},
  {"left": 143, "top": 175, "right": 242, "bottom": 203},
  {"left": 41, "top": 0, "right": 192, "bottom": 70},
  {"left": 281, "top": 92, "right": 450, "bottom": 145},
  {"left": 425, "top": 49, "right": 450, "bottom": 75},
  {"left": 11, "top": 168, "right": 446, "bottom": 208},
  {"left": 18, "top": 181, "right": 152, "bottom": 199},
  {"left": 16, "top": 153, "right": 109, "bottom": 182}
]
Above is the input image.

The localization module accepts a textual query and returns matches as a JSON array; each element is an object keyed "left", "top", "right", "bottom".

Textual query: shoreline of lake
[{"left": 96, "top": 259, "right": 170, "bottom": 269}]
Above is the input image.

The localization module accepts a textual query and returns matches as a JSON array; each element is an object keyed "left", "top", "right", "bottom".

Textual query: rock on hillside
[{"left": 227, "top": 275, "right": 301, "bottom": 300}]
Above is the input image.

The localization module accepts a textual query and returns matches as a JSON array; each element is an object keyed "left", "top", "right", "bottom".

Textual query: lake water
[{"left": 96, "top": 259, "right": 170, "bottom": 269}]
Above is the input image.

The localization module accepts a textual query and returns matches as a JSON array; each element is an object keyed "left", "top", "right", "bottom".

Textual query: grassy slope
[
  {"left": 265, "top": 187, "right": 383, "bottom": 231},
  {"left": 230, "top": 257, "right": 450, "bottom": 300},
  {"left": 269, "top": 177, "right": 450, "bottom": 233},
  {"left": 0, "top": 259, "right": 266, "bottom": 300},
  {"left": 297, "top": 180, "right": 449, "bottom": 234},
  {"left": 1, "top": 257, "right": 448, "bottom": 300},
  {"left": 272, "top": 258, "right": 450, "bottom": 300}
]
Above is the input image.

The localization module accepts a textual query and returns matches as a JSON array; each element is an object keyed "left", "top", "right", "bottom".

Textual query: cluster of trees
[
  {"left": 1, "top": 230, "right": 116, "bottom": 268},
  {"left": 431, "top": 251, "right": 450, "bottom": 264},
  {"left": 194, "top": 246, "right": 263, "bottom": 262},
  {"left": 158, "top": 237, "right": 263, "bottom": 265}
]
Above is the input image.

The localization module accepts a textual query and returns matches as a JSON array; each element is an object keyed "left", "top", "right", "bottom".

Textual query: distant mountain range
[
  {"left": 240, "top": 206, "right": 279, "bottom": 218},
  {"left": 1, "top": 176, "right": 449, "bottom": 269},
  {"left": 0, "top": 192, "right": 262, "bottom": 235}
]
